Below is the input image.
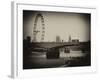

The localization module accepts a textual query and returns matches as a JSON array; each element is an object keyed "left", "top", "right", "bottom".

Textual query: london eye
[{"left": 33, "top": 13, "right": 45, "bottom": 42}]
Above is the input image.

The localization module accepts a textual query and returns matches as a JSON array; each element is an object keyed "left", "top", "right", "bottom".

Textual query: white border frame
[{"left": 11, "top": 1, "right": 97, "bottom": 78}]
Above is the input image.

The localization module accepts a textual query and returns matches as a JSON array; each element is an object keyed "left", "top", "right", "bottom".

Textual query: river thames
[{"left": 23, "top": 49, "right": 90, "bottom": 69}]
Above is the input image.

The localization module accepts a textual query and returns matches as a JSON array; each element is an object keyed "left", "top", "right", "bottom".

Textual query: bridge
[
  {"left": 31, "top": 42, "right": 90, "bottom": 59},
  {"left": 32, "top": 42, "right": 80, "bottom": 48}
]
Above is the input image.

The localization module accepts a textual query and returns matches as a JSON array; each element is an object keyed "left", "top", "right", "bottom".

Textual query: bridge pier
[{"left": 46, "top": 48, "right": 60, "bottom": 59}]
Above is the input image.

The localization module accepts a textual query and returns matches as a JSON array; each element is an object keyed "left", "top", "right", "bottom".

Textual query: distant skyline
[{"left": 23, "top": 10, "right": 90, "bottom": 42}]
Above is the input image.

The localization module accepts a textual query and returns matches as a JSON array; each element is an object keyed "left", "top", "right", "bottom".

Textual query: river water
[{"left": 25, "top": 49, "right": 89, "bottom": 69}]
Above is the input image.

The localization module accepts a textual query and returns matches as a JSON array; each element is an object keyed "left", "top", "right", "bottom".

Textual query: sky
[{"left": 23, "top": 10, "right": 90, "bottom": 42}]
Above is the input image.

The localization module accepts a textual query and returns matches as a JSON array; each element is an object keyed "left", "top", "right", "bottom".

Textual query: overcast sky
[{"left": 23, "top": 10, "right": 90, "bottom": 42}]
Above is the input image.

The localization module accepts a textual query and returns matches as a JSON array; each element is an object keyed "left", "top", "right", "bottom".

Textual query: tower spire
[{"left": 68, "top": 35, "right": 71, "bottom": 42}]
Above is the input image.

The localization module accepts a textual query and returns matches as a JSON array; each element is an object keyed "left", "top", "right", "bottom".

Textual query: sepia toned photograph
[{"left": 23, "top": 10, "right": 91, "bottom": 69}]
